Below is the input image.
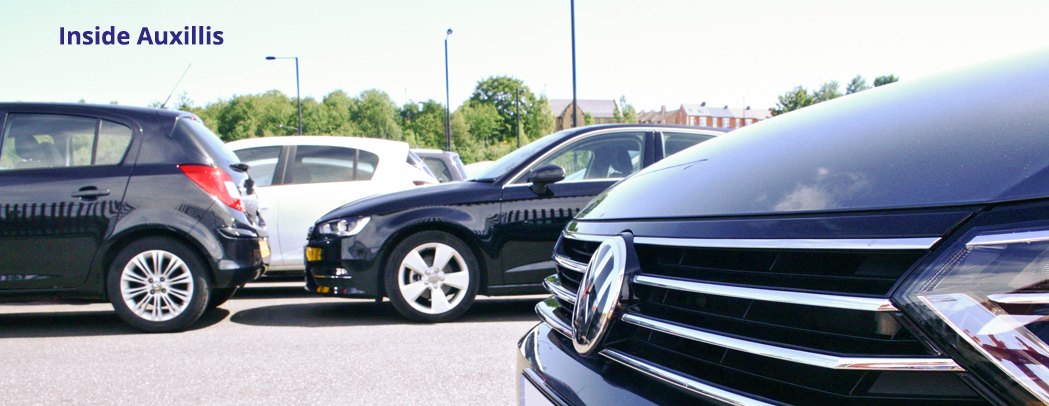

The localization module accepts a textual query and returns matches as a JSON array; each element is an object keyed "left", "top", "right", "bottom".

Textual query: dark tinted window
[
  {"left": 285, "top": 145, "right": 380, "bottom": 184},
  {"left": 0, "top": 114, "right": 132, "bottom": 170},
  {"left": 520, "top": 132, "right": 644, "bottom": 182},
  {"left": 662, "top": 132, "right": 715, "bottom": 157},
  {"left": 233, "top": 146, "right": 282, "bottom": 187},
  {"left": 424, "top": 157, "right": 452, "bottom": 182}
]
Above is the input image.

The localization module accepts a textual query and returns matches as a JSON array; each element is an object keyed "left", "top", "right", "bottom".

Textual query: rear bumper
[{"left": 211, "top": 230, "right": 268, "bottom": 288}]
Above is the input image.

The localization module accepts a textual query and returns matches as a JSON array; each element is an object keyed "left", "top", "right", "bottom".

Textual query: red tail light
[
  {"left": 413, "top": 180, "right": 434, "bottom": 186},
  {"left": 179, "top": 164, "right": 244, "bottom": 212}
]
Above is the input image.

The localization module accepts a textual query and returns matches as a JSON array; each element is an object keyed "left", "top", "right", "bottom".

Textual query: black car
[
  {"left": 0, "top": 103, "right": 268, "bottom": 333},
  {"left": 520, "top": 51, "right": 1049, "bottom": 406},
  {"left": 305, "top": 124, "right": 723, "bottom": 322}
]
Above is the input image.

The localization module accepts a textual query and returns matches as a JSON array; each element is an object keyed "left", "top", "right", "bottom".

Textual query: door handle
[{"left": 72, "top": 187, "right": 111, "bottom": 199}]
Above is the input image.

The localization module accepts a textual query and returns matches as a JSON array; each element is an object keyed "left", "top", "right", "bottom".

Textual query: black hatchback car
[
  {"left": 0, "top": 103, "right": 268, "bottom": 333},
  {"left": 522, "top": 51, "right": 1049, "bottom": 406},
  {"left": 305, "top": 124, "right": 723, "bottom": 322}
]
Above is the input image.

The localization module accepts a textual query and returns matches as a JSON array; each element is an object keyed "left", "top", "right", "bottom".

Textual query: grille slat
[{"left": 551, "top": 233, "right": 991, "bottom": 406}]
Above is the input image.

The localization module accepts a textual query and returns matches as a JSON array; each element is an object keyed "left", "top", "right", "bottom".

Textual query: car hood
[
  {"left": 318, "top": 180, "right": 500, "bottom": 222},
  {"left": 579, "top": 51, "right": 1049, "bottom": 221}
]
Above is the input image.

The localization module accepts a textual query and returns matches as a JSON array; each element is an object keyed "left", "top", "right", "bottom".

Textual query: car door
[
  {"left": 263, "top": 144, "right": 387, "bottom": 270},
  {"left": 498, "top": 130, "right": 651, "bottom": 285},
  {"left": 0, "top": 112, "right": 135, "bottom": 290}
]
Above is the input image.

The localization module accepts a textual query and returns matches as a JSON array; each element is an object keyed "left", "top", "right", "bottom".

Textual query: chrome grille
[{"left": 541, "top": 233, "right": 992, "bottom": 406}]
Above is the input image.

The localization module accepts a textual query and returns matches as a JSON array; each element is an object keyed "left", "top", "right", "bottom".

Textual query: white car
[{"left": 226, "top": 136, "right": 437, "bottom": 275}]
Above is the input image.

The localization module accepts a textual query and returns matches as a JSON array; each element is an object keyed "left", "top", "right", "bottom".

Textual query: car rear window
[{"left": 173, "top": 118, "right": 240, "bottom": 167}]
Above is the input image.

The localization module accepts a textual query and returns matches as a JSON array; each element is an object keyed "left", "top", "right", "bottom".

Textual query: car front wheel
[
  {"left": 384, "top": 231, "right": 479, "bottom": 323},
  {"left": 107, "top": 237, "right": 210, "bottom": 333}
]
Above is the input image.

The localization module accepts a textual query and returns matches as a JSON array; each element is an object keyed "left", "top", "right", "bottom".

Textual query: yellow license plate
[
  {"left": 305, "top": 246, "right": 322, "bottom": 261},
  {"left": 259, "top": 239, "right": 271, "bottom": 258}
]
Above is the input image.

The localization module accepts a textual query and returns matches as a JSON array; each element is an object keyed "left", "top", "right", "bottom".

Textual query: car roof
[
  {"left": 0, "top": 102, "right": 188, "bottom": 120},
  {"left": 226, "top": 136, "right": 410, "bottom": 157}
]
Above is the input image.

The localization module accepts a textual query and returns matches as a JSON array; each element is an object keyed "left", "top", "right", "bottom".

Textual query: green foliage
[
  {"left": 846, "top": 75, "right": 869, "bottom": 94},
  {"left": 469, "top": 76, "right": 554, "bottom": 143},
  {"left": 616, "top": 96, "right": 638, "bottom": 123},
  {"left": 771, "top": 86, "right": 815, "bottom": 116},
  {"left": 584, "top": 112, "right": 594, "bottom": 126},
  {"left": 774, "top": 74, "right": 898, "bottom": 115},
  {"left": 401, "top": 100, "right": 446, "bottom": 149},
  {"left": 874, "top": 75, "right": 899, "bottom": 87}
]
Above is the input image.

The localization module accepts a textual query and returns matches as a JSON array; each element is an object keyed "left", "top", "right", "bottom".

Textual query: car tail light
[
  {"left": 179, "top": 164, "right": 244, "bottom": 212},
  {"left": 413, "top": 180, "right": 434, "bottom": 186}
]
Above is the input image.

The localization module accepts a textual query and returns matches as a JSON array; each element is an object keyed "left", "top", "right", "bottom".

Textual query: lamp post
[
  {"left": 570, "top": 0, "right": 577, "bottom": 128},
  {"left": 265, "top": 56, "right": 302, "bottom": 135},
  {"left": 444, "top": 29, "right": 453, "bottom": 151}
]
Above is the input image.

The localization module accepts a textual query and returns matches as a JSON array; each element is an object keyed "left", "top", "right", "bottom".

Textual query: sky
[{"left": 2, "top": 0, "right": 1049, "bottom": 113}]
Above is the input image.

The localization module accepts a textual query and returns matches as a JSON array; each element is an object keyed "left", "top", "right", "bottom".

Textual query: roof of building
[{"left": 681, "top": 103, "right": 771, "bottom": 120}]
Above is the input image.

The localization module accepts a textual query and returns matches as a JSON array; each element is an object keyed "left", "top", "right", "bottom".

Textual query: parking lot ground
[{"left": 0, "top": 283, "right": 545, "bottom": 406}]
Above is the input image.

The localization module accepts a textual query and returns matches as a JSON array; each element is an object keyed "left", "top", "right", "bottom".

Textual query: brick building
[
  {"left": 639, "top": 103, "right": 771, "bottom": 129},
  {"left": 549, "top": 99, "right": 619, "bottom": 131}
]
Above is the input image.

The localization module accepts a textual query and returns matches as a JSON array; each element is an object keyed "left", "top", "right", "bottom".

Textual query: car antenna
[{"left": 159, "top": 63, "right": 192, "bottom": 109}]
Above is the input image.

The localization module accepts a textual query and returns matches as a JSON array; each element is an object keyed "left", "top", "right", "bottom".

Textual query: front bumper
[
  {"left": 517, "top": 322, "right": 698, "bottom": 406},
  {"left": 304, "top": 235, "right": 382, "bottom": 298}
]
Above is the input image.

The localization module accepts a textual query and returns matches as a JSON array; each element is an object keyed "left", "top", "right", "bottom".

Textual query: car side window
[
  {"left": 284, "top": 145, "right": 379, "bottom": 185},
  {"left": 661, "top": 132, "right": 715, "bottom": 158},
  {"left": 424, "top": 157, "right": 452, "bottom": 182},
  {"left": 232, "top": 146, "right": 282, "bottom": 187},
  {"left": 517, "top": 132, "right": 645, "bottom": 183},
  {"left": 0, "top": 114, "right": 133, "bottom": 170}
]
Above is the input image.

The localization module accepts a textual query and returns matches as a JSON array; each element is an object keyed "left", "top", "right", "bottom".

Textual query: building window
[{"left": 700, "top": 117, "right": 708, "bottom": 126}]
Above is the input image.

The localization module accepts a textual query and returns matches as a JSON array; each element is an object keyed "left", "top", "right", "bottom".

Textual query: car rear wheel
[
  {"left": 384, "top": 231, "right": 479, "bottom": 323},
  {"left": 107, "top": 237, "right": 210, "bottom": 333}
]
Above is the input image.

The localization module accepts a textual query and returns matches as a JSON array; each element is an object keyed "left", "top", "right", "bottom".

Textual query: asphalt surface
[{"left": 0, "top": 283, "right": 545, "bottom": 406}]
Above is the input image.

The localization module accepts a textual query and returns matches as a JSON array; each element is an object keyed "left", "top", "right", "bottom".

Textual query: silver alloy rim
[
  {"left": 119, "top": 250, "right": 195, "bottom": 322},
  {"left": 397, "top": 242, "right": 470, "bottom": 315}
]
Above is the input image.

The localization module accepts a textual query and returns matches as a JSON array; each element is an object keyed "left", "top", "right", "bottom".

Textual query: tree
[
  {"left": 614, "top": 96, "right": 638, "bottom": 123},
  {"left": 846, "top": 75, "right": 869, "bottom": 94},
  {"left": 874, "top": 75, "right": 899, "bottom": 87},
  {"left": 468, "top": 76, "right": 555, "bottom": 143},
  {"left": 812, "top": 81, "right": 842, "bottom": 102},
  {"left": 353, "top": 89, "right": 403, "bottom": 140},
  {"left": 400, "top": 100, "right": 446, "bottom": 149},
  {"left": 584, "top": 112, "right": 594, "bottom": 126},
  {"left": 771, "top": 86, "right": 815, "bottom": 116}
]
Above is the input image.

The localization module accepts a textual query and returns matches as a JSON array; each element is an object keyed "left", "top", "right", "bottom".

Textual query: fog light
[
  {"left": 305, "top": 247, "right": 322, "bottom": 261},
  {"left": 335, "top": 268, "right": 349, "bottom": 277}
]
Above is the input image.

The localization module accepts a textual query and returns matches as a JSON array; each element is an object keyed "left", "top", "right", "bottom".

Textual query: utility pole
[
  {"left": 516, "top": 89, "right": 521, "bottom": 148},
  {"left": 570, "top": 0, "right": 577, "bottom": 129}
]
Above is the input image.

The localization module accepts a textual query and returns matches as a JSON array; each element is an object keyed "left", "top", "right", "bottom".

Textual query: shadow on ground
[
  {"left": 0, "top": 308, "right": 230, "bottom": 339},
  {"left": 229, "top": 296, "right": 543, "bottom": 328}
]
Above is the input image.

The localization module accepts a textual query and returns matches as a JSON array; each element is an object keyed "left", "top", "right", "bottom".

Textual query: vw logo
[{"left": 572, "top": 235, "right": 629, "bottom": 356}]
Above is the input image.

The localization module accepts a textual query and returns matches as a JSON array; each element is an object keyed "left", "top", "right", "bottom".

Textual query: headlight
[
  {"left": 315, "top": 217, "right": 370, "bottom": 237},
  {"left": 896, "top": 226, "right": 1049, "bottom": 404}
]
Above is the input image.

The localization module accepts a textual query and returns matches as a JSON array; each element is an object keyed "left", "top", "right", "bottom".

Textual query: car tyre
[
  {"left": 207, "top": 287, "right": 238, "bottom": 310},
  {"left": 384, "top": 231, "right": 480, "bottom": 323},
  {"left": 107, "top": 237, "right": 210, "bottom": 333}
]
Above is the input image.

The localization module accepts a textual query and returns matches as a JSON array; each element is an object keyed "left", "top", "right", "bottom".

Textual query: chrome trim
[
  {"left": 553, "top": 254, "right": 588, "bottom": 273},
  {"left": 601, "top": 349, "right": 778, "bottom": 406},
  {"left": 622, "top": 313, "right": 963, "bottom": 371},
  {"left": 633, "top": 236, "right": 941, "bottom": 250},
  {"left": 967, "top": 230, "right": 1049, "bottom": 248},
  {"left": 988, "top": 292, "right": 1049, "bottom": 305},
  {"left": 521, "top": 368, "right": 572, "bottom": 406},
  {"left": 506, "top": 127, "right": 720, "bottom": 184},
  {"left": 535, "top": 297, "right": 574, "bottom": 338},
  {"left": 634, "top": 275, "right": 898, "bottom": 312},
  {"left": 571, "top": 235, "right": 629, "bottom": 356},
  {"left": 543, "top": 275, "right": 577, "bottom": 304},
  {"left": 561, "top": 231, "right": 610, "bottom": 243}
]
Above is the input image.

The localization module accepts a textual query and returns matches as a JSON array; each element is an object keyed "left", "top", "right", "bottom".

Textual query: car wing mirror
[{"left": 527, "top": 165, "right": 566, "bottom": 195}]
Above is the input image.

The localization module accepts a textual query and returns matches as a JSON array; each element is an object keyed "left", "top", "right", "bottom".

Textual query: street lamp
[
  {"left": 444, "top": 29, "right": 453, "bottom": 151},
  {"left": 265, "top": 56, "right": 302, "bottom": 135},
  {"left": 570, "top": 0, "right": 577, "bottom": 128}
]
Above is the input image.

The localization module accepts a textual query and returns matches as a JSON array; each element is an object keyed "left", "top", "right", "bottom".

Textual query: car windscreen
[{"left": 468, "top": 129, "right": 571, "bottom": 181}]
